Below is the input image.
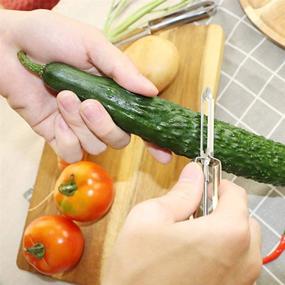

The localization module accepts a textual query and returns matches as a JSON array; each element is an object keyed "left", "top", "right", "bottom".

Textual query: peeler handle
[
  {"left": 193, "top": 157, "right": 222, "bottom": 217},
  {"left": 148, "top": 0, "right": 217, "bottom": 32},
  {"left": 211, "top": 159, "right": 222, "bottom": 211}
]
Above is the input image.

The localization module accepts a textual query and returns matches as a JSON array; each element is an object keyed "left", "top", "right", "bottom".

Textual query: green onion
[
  {"left": 104, "top": 0, "right": 132, "bottom": 34},
  {"left": 106, "top": 0, "right": 167, "bottom": 41},
  {"left": 104, "top": 0, "right": 195, "bottom": 43},
  {"left": 153, "top": 0, "right": 193, "bottom": 14},
  {"left": 103, "top": 0, "right": 116, "bottom": 34}
]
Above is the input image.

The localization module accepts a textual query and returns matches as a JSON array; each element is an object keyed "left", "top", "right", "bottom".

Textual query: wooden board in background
[
  {"left": 17, "top": 23, "right": 224, "bottom": 285},
  {"left": 240, "top": 0, "right": 285, "bottom": 48}
]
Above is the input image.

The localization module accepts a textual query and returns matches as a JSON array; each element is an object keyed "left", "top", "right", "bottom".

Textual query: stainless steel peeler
[
  {"left": 195, "top": 88, "right": 222, "bottom": 216},
  {"left": 114, "top": 0, "right": 217, "bottom": 47}
]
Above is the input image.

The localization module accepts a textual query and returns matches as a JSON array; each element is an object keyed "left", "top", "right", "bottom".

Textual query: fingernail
[
  {"left": 147, "top": 147, "right": 172, "bottom": 164},
  {"left": 59, "top": 92, "right": 79, "bottom": 112},
  {"left": 95, "top": 143, "right": 107, "bottom": 155},
  {"left": 138, "top": 74, "right": 158, "bottom": 96},
  {"left": 81, "top": 101, "right": 103, "bottom": 121}
]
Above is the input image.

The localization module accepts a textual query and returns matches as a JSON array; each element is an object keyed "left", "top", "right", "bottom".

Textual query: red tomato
[
  {"left": 54, "top": 161, "right": 114, "bottom": 222},
  {"left": 23, "top": 215, "right": 84, "bottom": 275},
  {"left": 0, "top": 0, "right": 60, "bottom": 10}
]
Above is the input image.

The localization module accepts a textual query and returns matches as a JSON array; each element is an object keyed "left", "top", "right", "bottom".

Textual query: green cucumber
[{"left": 17, "top": 51, "right": 285, "bottom": 186}]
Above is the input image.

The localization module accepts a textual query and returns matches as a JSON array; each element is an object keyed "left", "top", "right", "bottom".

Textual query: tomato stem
[
  {"left": 58, "top": 174, "right": 78, "bottom": 196},
  {"left": 26, "top": 243, "right": 45, "bottom": 259}
]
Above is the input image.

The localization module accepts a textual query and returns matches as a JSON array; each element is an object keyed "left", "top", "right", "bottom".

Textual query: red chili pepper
[{"left": 263, "top": 230, "right": 285, "bottom": 265}]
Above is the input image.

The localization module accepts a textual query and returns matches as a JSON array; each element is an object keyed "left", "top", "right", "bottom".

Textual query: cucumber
[{"left": 17, "top": 51, "right": 285, "bottom": 186}]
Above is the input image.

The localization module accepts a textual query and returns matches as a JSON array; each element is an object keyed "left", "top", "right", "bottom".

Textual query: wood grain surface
[
  {"left": 17, "top": 23, "right": 224, "bottom": 285},
  {"left": 240, "top": 0, "right": 285, "bottom": 47}
]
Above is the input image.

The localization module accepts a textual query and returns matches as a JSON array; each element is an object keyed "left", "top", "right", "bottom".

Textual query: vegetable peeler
[
  {"left": 195, "top": 88, "right": 222, "bottom": 216},
  {"left": 114, "top": 0, "right": 217, "bottom": 47}
]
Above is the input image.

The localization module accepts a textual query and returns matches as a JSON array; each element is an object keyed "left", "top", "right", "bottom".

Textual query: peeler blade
[{"left": 194, "top": 88, "right": 222, "bottom": 216}]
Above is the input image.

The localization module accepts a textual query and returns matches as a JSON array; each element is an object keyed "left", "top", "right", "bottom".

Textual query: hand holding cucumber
[{"left": 0, "top": 9, "right": 173, "bottom": 163}]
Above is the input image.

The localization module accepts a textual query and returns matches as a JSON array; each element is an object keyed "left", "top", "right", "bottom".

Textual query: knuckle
[
  {"left": 63, "top": 115, "right": 83, "bottom": 128},
  {"left": 111, "top": 135, "right": 130, "bottom": 149},
  {"left": 98, "top": 124, "right": 115, "bottom": 139},
  {"left": 171, "top": 185, "right": 192, "bottom": 201},
  {"left": 63, "top": 135, "right": 79, "bottom": 148},
  {"left": 221, "top": 180, "right": 247, "bottom": 198},
  {"left": 7, "top": 96, "right": 23, "bottom": 110},
  {"left": 87, "top": 142, "right": 106, "bottom": 155},
  {"left": 110, "top": 62, "right": 124, "bottom": 80},
  {"left": 109, "top": 53, "right": 134, "bottom": 80},
  {"left": 60, "top": 151, "right": 82, "bottom": 164},
  {"left": 220, "top": 221, "right": 250, "bottom": 251},
  {"left": 72, "top": 120, "right": 84, "bottom": 128},
  {"left": 232, "top": 223, "right": 250, "bottom": 246},
  {"left": 95, "top": 143, "right": 107, "bottom": 155},
  {"left": 153, "top": 197, "right": 172, "bottom": 213}
]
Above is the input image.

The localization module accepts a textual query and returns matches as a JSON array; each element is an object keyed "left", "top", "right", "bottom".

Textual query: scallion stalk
[
  {"left": 153, "top": 0, "right": 193, "bottom": 14},
  {"left": 108, "top": 0, "right": 167, "bottom": 41},
  {"left": 104, "top": 0, "right": 133, "bottom": 34}
]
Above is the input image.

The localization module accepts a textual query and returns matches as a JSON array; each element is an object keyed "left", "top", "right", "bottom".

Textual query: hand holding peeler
[{"left": 195, "top": 88, "right": 222, "bottom": 216}]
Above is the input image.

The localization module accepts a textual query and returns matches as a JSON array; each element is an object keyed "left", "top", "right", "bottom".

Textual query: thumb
[
  {"left": 157, "top": 162, "right": 204, "bottom": 222},
  {"left": 127, "top": 163, "right": 203, "bottom": 226},
  {"left": 85, "top": 31, "right": 158, "bottom": 96}
]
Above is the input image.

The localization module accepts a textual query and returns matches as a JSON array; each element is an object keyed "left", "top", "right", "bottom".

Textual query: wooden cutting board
[
  {"left": 17, "top": 24, "right": 224, "bottom": 285},
  {"left": 240, "top": 0, "right": 285, "bottom": 47}
]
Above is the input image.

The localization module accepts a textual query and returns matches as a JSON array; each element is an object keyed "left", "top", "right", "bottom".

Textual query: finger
[
  {"left": 85, "top": 33, "right": 158, "bottom": 97},
  {"left": 57, "top": 90, "right": 107, "bottom": 155},
  {"left": 127, "top": 163, "right": 204, "bottom": 225},
  {"left": 146, "top": 143, "right": 172, "bottom": 164},
  {"left": 249, "top": 218, "right": 262, "bottom": 257},
  {"left": 83, "top": 66, "right": 101, "bottom": 76},
  {"left": 155, "top": 162, "right": 204, "bottom": 222},
  {"left": 80, "top": 99, "right": 131, "bottom": 149},
  {"left": 214, "top": 180, "right": 249, "bottom": 220},
  {"left": 54, "top": 114, "right": 83, "bottom": 163}
]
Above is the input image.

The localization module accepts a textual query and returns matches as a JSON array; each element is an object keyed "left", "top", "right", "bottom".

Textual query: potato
[{"left": 124, "top": 35, "right": 180, "bottom": 92}]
